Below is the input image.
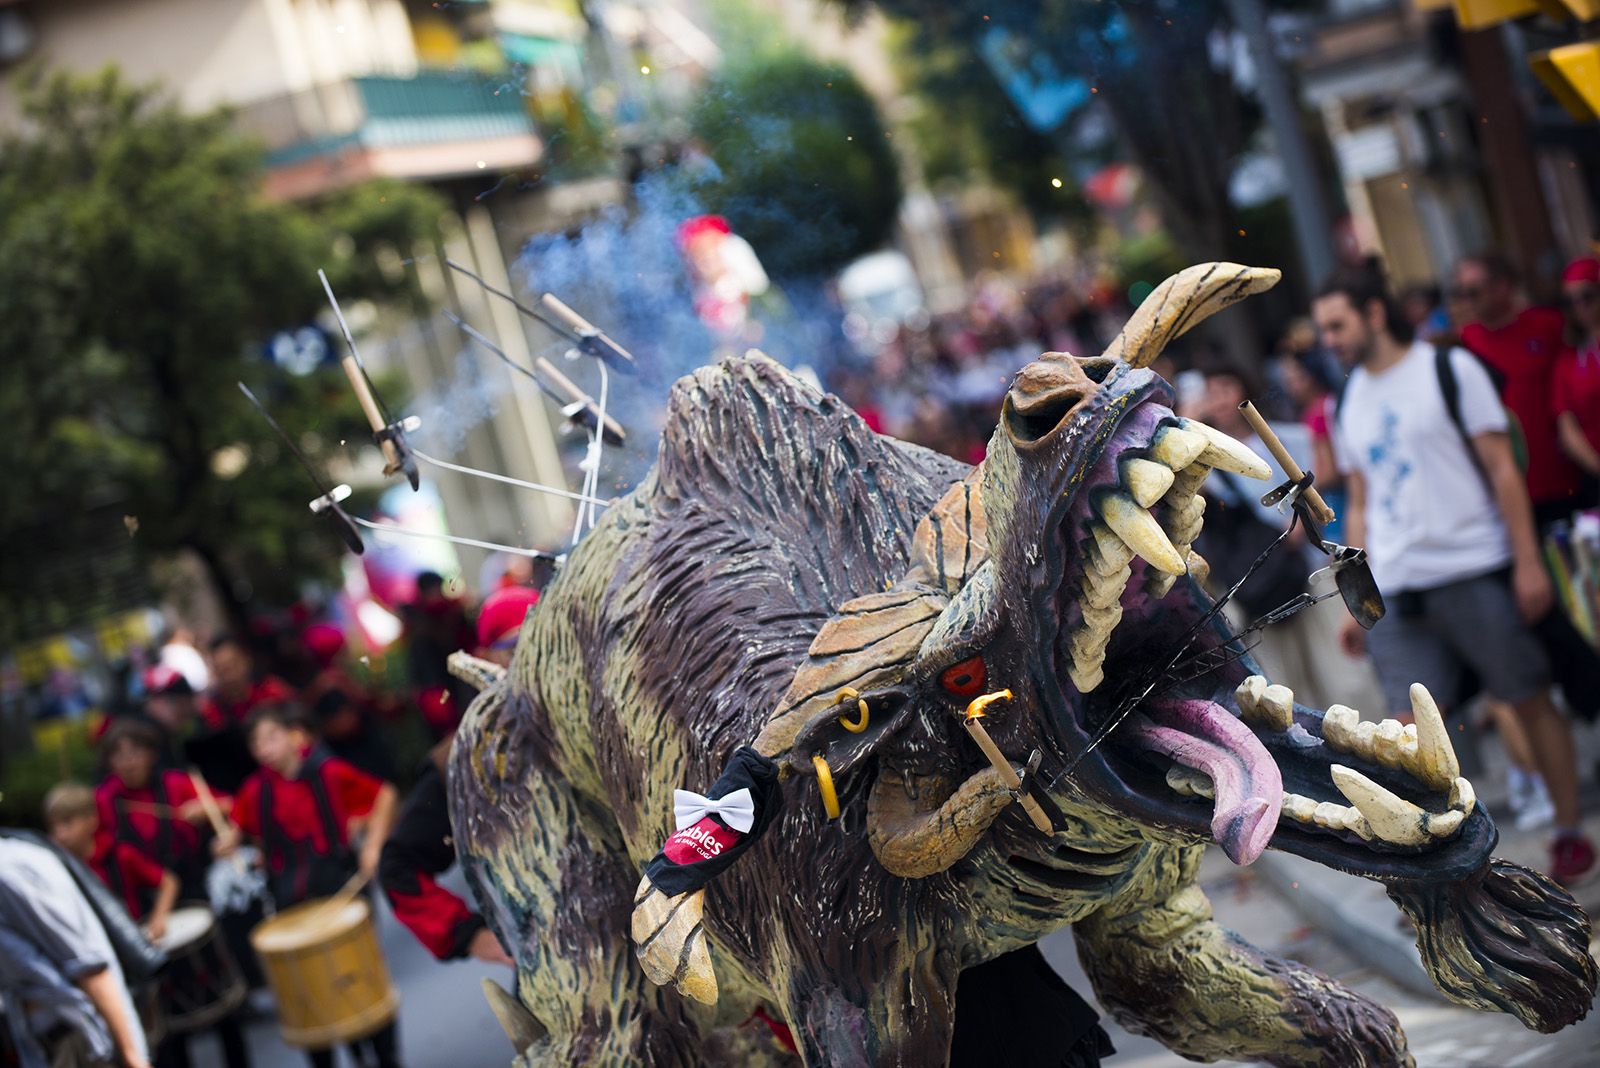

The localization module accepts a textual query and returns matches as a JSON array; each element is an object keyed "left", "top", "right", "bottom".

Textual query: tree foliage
[
  {"left": 0, "top": 68, "right": 445, "bottom": 643},
  {"left": 685, "top": 51, "right": 902, "bottom": 279}
]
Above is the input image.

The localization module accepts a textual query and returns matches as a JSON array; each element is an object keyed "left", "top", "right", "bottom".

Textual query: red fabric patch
[{"left": 661, "top": 818, "right": 742, "bottom": 865}]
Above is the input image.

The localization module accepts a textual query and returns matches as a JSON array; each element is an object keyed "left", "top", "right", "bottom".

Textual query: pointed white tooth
[
  {"left": 1100, "top": 493, "right": 1186, "bottom": 575},
  {"left": 1122, "top": 458, "right": 1176, "bottom": 508},
  {"left": 1425, "top": 809, "right": 1464, "bottom": 838},
  {"left": 1235, "top": 675, "right": 1267, "bottom": 720},
  {"left": 1321, "top": 705, "right": 1359, "bottom": 751},
  {"left": 1373, "top": 719, "right": 1407, "bottom": 769},
  {"left": 1449, "top": 777, "right": 1476, "bottom": 815},
  {"left": 1408, "top": 683, "right": 1460, "bottom": 791},
  {"left": 1281, "top": 793, "right": 1317, "bottom": 822},
  {"left": 1087, "top": 522, "right": 1135, "bottom": 571},
  {"left": 1081, "top": 565, "right": 1131, "bottom": 609},
  {"left": 1180, "top": 419, "right": 1273, "bottom": 480},
  {"left": 1165, "top": 463, "right": 1211, "bottom": 505},
  {"left": 1068, "top": 659, "right": 1104, "bottom": 693},
  {"left": 1258, "top": 685, "right": 1294, "bottom": 732},
  {"left": 1184, "top": 550, "right": 1209, "bottom": 586},
  {"left": 1330, "top": 765, "right": 1430, "bottom": 846},
  {"left": 1312, "top": 801, "right": 1354, "bottom": 832},
  {"left": 1149, "top": 425, "right": 1208, "bottom": 470}
]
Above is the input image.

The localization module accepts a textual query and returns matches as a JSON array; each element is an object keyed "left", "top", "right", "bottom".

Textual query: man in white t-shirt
[{"left": 1314, "top": 268, "right": 1594, "bottom": 886}]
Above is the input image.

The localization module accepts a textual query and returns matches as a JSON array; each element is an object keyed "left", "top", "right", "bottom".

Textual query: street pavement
[{"left": 197, "top": 716, "right": 1600, "bottom": 1067}]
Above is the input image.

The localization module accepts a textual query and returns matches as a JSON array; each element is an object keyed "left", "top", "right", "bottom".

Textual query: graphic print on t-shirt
[{"left": 1365, "top": 405, "right": 1412, "bottom": 527}]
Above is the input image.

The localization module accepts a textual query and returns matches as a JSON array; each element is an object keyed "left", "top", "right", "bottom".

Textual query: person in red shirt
[
  {"left": 1456, "top": 251, "right": 1587, "bottom": 524},
  {"left": 378, "top": 590, "right": 536, "bottom": 967},
  {"left": 95, "top": 719, "right": 221, "bottom": 900},
  {"left": 1553, "top": 256, "right": 1600, "bottom": 478},
  {"left": 45, "top": 782, "right": 178, "bottom": 940},
  {"left": 200, "top": 635, "right": 297, "bottom": 730},
  {"left": 222, "top": 704, "right": 400, "bottom": 1068}
]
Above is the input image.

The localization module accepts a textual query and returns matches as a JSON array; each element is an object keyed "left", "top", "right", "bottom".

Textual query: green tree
[
  {"left": 685, "top": 52, "right": 902, "bottom": 278},
  {"left": 0, "top": 68, "right": 444, "bottom": 644}
]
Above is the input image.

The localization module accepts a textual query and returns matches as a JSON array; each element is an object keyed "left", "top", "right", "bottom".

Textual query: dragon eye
[{"left": 939, "top": 655, "right": 987, "bottom": 698}]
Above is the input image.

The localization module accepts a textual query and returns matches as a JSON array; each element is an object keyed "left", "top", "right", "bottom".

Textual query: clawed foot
[{"left": 631, "top": 876, "right": 719, "bottom": 1005}]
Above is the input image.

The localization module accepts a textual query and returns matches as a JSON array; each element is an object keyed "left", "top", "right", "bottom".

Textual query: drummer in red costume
[
  {"left": 378, "top": 586, "right": 537, "bottom": 966},
  {"left": 95, "top": 719, "right": 220, "bottom": 901},
  {"left": 223, "top": 704, "right": 401, "bottom": 1068}
]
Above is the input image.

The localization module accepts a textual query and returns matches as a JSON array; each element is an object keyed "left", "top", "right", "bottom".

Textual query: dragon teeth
[
  {"left": 1330, "top": 764, "right": 1438, "bottom": 847},
  {"left": 1179, "top": 419, "right": 1273, "bottom": 480},
  {"left": 1235, "top": 675, "right": 1292, "bottom": 731},
  {"left": 1068, "top": 659, "right": 1104, "bottom": 693},
  {"left": 1099, "top": 492, "right": 1186, "bottom": 575},
  {"left": 1409, "top": 683, "right": 1460, "bottom": 791},
  {"left": 1281, "top": 792, "right": 1318, "bottom": 822},
  {"left": 1122, "top": 458, "right": 1176, "bottom": 509},
  {"left": 1080, "top": 564, "right": 1131, "bottom": 609},
  {"left": 1166, "top": 765, "right": 1214, "bottom": 799},
  {"left": 1148, "top": 425, "right": 1208, "bottom": 470}
]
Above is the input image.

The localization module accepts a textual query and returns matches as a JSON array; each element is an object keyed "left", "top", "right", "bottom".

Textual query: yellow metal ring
[
  {"left": 835, "top": 687, "right": 870, "bottom": 733},
  {"left": 812, "top": 755, "right": 841, "bottom": 820}
]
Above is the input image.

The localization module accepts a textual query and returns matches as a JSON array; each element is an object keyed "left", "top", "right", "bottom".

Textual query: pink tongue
[{"left": 1125, "top": 699, "right": 1282, "bottom": 866}]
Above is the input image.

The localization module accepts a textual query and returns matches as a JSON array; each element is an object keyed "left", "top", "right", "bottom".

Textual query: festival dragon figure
[{"left": 447, "top": 264, "right": 1597, "bottom": 1066}]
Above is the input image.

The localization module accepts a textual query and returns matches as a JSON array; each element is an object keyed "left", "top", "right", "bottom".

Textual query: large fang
[
  {"left": 1330, "top": 764, "right": 1431, "bottom": 846},
  {"left": 1100, "top": 493, "right": 1186, "bottom": 574},
  {"left": 1408, "top": 683, "right": 1460, "bottom": 791},
  {"left": 1122, "top": 458, "right": 1176, "bottom": 508},
  {"left": 1181, "top": 419, "right": 1273, "bottom": 480},
  {"left": 1449, "top": 776, "right": 1476, "bottom": 814},
  {"left": 1088, "top": 522, "right": 1135, "bottom": 572},
  {"left": 1149, "top": 425, "right": 1208, "bottom": 470}
]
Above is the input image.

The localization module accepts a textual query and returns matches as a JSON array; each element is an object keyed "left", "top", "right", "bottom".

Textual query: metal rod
[
  {"left": 443, "top": 258, "right": 635, "bottom": 373},
  {"left": 1239, "top": 400, "right": 1336, "bottom": 526},
  {"left": 320, "top": 271, "right": 399, "bottom": 462},
  {"left": 349, "top": 515, "right": 562, "bottom": 562},
  {"left": 410, "top": 447, "right": 612, "bottom": 508},
  {"left": 444, "top": 311, "right": 626, "bottom": 445}
]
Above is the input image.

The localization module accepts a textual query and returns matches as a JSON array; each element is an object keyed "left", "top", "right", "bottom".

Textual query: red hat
[
  {"left": 676, "top": 214, "right": 731, "bottom": 249},
  {"left": 476, "top": 586, "right": 540, "bottom": 650},
  {"left": 302, "top": 623, "right": 346, "bottom": 669},
  {"left": 1563, "top": 257, "right": 1600, "bottom": 285},
  {"left": 142, "top": 664, "right": 194, "bottom": 697}
]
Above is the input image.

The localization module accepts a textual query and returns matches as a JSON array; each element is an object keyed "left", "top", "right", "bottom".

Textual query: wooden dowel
[
  {"left": 961, "top": 705, "right": 1053, "bottom": 834},
  {"left": 188, "top": 769, "right": 231, "bottom": 837},
  {"left": 1239, "top": 400, "right": 1336, "bottom": 527}
]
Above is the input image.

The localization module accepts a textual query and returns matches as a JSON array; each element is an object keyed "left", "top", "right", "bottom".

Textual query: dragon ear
[{"left": 1105, "top": 262, "right": 1281, "bottom": 370}]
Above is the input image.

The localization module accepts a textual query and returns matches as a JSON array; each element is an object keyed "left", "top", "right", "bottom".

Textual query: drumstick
[
  {"left": 188, "top": 769, "right": 232, "bottom": 836},
  {"left": 1238, "top": 400, "right": 1336, "bottom": 527},
  {"left": 313, "top": 870, "right": 373, "bottom": 928}
]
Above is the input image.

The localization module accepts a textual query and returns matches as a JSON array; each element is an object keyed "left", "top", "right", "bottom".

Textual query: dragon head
[{"left": 772, "top": 263, "right": 1595, "bottom": 1033}]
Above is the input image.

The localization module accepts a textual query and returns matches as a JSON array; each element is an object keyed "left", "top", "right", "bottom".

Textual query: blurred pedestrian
[
  {"left": 299, "top": 623, "right": 392, "bottom": 781},
  {"left": 1553, "top": 256, "right": 1600, "bottom": 480},
  {"left": 1315, "top": 267, "right": 1594, "bottom": 884},
  {"left": 221, "top": 704, "right": 400, "bottom": 1068},
  {"left": 401, "top": 572, "right": 475, "bottom": 738},
  {"left": 0, "top": 834, "right": 151, "bottom": 1068},
  {"left": 191, "top": 636, "right": 295, "bottom": 793},
  {"left": 1456, "top": 252, "right": 1587, "bottom": 525}
]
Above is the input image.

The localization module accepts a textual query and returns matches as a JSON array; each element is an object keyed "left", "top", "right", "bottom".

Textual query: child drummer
[
  {"left": 222, "top": 703, "right": 401, "bottom": 1068},
  {"left": 45, "top": 783, "right": 254, "bottom": 1068},
  {"left": 95, "top": 718, "right": 221, "bottom": 902}
]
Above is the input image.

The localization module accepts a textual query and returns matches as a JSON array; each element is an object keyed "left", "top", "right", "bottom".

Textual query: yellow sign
[{"left": 1532, "top": 42, "right": 1600, "bottom": 121}]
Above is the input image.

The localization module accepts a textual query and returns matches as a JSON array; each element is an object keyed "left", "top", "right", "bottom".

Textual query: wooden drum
[{"left": 249, "top": 897, "right": 398, "bottom": 1048}]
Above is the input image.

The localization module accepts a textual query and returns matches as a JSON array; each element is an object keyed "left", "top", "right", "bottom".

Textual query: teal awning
[{"left": 497, "top": 33, "right": 584, "bottom": 78}]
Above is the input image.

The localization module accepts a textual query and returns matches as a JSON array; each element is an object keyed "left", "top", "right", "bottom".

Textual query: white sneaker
[{"left": 1513, "top": 775, "right": 1556, "bottom": 832}]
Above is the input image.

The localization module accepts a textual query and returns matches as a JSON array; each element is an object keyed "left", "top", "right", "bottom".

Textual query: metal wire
[
  {"left": 349, "top": 515, "right": 562, "bottom": 562},
  {"left": 409, "top": 447, "right": 611, "bottom": 508}
]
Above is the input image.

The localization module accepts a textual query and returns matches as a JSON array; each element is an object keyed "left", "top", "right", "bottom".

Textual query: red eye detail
[{"left": 940, "top": 656, "right": 987, "bottom": 697}]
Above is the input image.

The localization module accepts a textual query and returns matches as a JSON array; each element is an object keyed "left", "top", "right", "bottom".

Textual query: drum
[
  {"left": 155, "top": 905, "right": 247, "bottom": 1034},
  {"left": 249, "top": 896, "right": 399, "bottom": 1048}
]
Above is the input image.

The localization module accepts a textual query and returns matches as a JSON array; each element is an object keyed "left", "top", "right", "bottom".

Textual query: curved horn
[{"left": 1106, "top": 262, "right": 1282, "bottom": 369}]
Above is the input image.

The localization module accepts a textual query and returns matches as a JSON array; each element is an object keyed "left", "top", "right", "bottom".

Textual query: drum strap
[
  {"left": 259, "top": 748, "right": 347, "bottom": 887},
  {"left": 113, "top": 777, "right": 173, "bottom": 857}
]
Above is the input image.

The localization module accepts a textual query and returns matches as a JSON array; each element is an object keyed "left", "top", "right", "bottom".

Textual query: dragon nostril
[
  {"left": 1005, "top": 388, "right": 1086, "bottom": 443},
  {"left": 1081, "top": 359, "right": 1116, "bottom": 383}
]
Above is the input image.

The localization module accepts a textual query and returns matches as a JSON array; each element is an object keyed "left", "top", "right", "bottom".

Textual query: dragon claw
[{"left": 631, "top": 878, "right": 719, "bottom": 1006}]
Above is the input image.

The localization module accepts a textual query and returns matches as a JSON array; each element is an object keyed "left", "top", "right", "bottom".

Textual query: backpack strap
[{"left": 1434, "top": 342, "right": 1498, "bottom": 491}]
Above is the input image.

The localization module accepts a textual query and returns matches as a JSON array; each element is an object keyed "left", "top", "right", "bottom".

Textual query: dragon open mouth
[{"left": 1033, "top": 382, "right": 1494, "bottom": 879}]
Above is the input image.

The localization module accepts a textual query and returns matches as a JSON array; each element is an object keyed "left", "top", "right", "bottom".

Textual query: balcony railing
[{"left": 234, "top": 69, "right": 539, "bottom": 169}]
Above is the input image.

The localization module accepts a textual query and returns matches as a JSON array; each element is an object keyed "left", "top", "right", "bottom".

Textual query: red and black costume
[
  {"left": 192, "top": 675, "right": 297, "bottom": 793},
  {"left": 378, "top": 761, "right": 488, "bottom": 960},
  {"left": 87, "top": 831, "right": 166, "bottom": 921},
  {"left": 95, "top": 769, "right": 210, "bottom": 899},
  {"left": 234, "top": 745, "right": 381, "bottom": 906}
]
